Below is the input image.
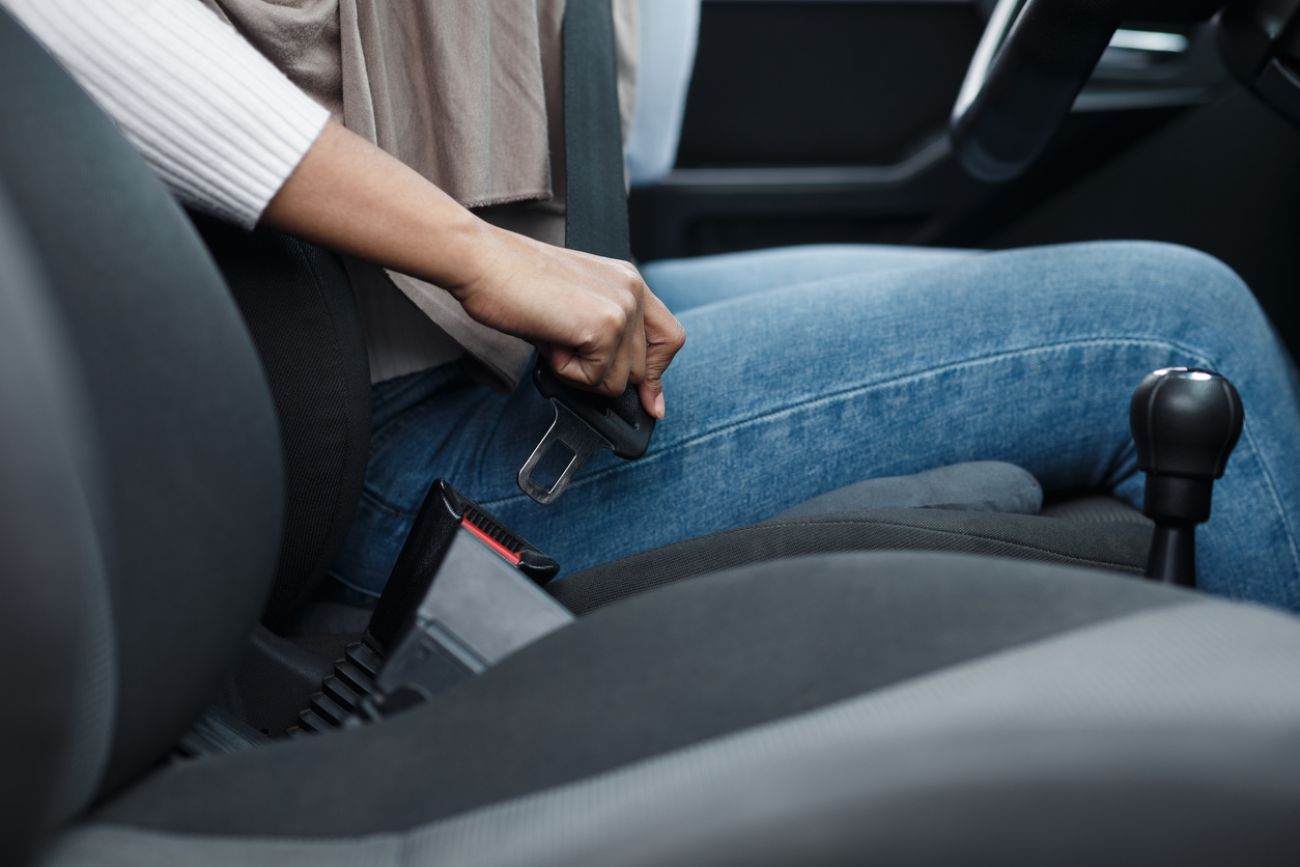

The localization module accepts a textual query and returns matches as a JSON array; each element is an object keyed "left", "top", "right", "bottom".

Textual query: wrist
[{"left": 438, "top": 213, "right": 504, "bottom": 301}]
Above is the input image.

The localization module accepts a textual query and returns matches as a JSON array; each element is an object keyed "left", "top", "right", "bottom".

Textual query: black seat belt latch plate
[{"left": 518, "top": 361, "right": 656, "bottom": 505}]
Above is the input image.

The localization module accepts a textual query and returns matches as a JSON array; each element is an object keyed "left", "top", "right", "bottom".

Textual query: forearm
[
  {"left": 261, "top": 121, "right": 495, "bottom": 296},
  {"left": 5, "top": 0, "right": 684, "bottom": 406}
]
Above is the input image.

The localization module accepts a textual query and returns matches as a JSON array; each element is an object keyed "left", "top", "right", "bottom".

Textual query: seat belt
[
  {"left": 563, "top": 0, "right": 633, "bottom": 261},
  {"left": 516, "top": 0, "right": 658, "bottom": 505}
]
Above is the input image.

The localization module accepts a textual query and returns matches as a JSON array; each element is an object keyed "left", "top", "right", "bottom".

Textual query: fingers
[
  {"left": 624, "top": 305, "right": 648, "bottom": 388},
  {"left": 550, "top": 294, "right": 633, "bottom": 397},
  {"left": 525, "top": 254, "right": 683, "bottom": 411},
  {"left": 638, "top": 290, "right": 686, "bottom": 419},
  {"left": 600, "top": 281, "right": 646, "bottom": 397},
  {"left": 601, "top": 339, "right": 633, "bottom": 397}
]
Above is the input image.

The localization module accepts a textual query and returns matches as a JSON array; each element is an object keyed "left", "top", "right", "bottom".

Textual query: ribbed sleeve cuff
[{"left": 6, "top": 0, "right": 330, "bottom": 228}]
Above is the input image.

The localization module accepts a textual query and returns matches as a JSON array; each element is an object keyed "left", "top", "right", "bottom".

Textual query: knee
[
  {"left": 1066, "top": 241, "right": 1266, "bottom": 352},
  {"left": 1121, "top": 241, "right": 1252, "bottom": 310}
]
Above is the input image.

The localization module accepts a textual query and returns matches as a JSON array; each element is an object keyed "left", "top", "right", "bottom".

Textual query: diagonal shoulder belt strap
[
  {"left": 562, "top": 0, "right": 632, "bottom": 260},
  {"left": 515, "top": 1, "right": 654, "bottom": 506}
]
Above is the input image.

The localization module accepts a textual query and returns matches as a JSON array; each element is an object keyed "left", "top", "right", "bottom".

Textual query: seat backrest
[
  {"left": 0, "top": 7, "right": 284, "bottom": 837},
  {"left": 0, "top": 187, "right": 116, "bottom": 866}
]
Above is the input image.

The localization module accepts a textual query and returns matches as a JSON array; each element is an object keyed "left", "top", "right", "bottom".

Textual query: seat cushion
[
  {"left": 549, "top": 507, "right": 1153, "bottom": 614},
  {"left": 1042, "top": 494, "right": 1153, "bottom": 525},
  {"left": 93, "top": 552, "right": 1182, "bottom": 837},
  {"left": 50, "top": 552, "right": 1300, "bottom": 866}
]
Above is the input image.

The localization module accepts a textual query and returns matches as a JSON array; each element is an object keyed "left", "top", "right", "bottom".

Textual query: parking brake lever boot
[{"left": 1130, "top": 368, "right": 1244, "bottom": 587}]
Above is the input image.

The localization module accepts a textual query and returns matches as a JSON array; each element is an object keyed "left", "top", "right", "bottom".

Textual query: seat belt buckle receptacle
[
  {"left": 368, "top": 480, "right": 572, "bottom": 702},
  {"left": 292, "top": 481, "right": 573, "bottom": 733}
]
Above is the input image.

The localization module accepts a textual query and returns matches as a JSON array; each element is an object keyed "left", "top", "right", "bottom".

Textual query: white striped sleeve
[{"left": 2, "top": 0, "right": 329, "bottom": 228}]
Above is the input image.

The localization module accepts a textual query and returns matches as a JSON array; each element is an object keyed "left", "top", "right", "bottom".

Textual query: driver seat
[{"left": 3, "top": 11, "right": 1300, "bottom": 867}]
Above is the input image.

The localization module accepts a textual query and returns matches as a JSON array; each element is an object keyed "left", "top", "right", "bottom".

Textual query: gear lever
[{"left": 1130, "top": 367, "right": 1244, "bottom": 587}]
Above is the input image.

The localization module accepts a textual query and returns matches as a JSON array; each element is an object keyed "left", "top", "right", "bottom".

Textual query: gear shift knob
[{"left": 1130, "top": 367, "right": 1243, "bottom": 586}]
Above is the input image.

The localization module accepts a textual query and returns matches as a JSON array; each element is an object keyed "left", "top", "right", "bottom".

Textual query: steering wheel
[{"left": 950, "top": 0, "right": 1227, "bottom": 183}]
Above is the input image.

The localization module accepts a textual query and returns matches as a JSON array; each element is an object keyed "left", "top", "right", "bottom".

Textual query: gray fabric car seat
[{"left": 2, "top": 10, "right": 1300, "bottom": 866}]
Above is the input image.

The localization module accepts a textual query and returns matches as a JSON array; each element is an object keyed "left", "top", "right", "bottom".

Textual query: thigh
[
  {"left": 340, "top": 241, "right": 1300, "bottom": 609},
  {"left": 476, "top": 242, "right": 1250, "bottom": 549},
  {"left": 642, "top": 243, "right": 971, "bottom": 311}
]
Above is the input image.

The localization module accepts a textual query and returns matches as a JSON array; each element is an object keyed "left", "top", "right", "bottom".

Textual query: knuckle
[
  {"left": 580, "top": 307, "right": 624, "bottom": 346},
  {"left": 621, "top": 271, "right": 646, "bottom": 298},
  {"left": 614, "top": 287, "right": 639, "bottom": 317},
  {"left": 600, "top": 302, "right": 628, "bottom": 333},
  {"left": 577, "top": 329, "right": 605, "bottom": 352}
]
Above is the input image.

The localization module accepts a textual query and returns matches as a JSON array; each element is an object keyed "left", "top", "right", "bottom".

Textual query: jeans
[{"left": 331, "top": 241, "right": 1300, "bottom": 611}]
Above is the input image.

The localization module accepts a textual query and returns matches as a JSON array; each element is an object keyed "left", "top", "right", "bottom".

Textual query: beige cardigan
[{"left": 203, "top": 0, "right": 638, "bottom": 385}]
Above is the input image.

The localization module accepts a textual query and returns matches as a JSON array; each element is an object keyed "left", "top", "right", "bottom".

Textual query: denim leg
[
  {"left": 333, "top": 241, "right": 1300, "bottom": 611},
  {"left": 642, "top": 243, "right": 972, "bottom": 312}
]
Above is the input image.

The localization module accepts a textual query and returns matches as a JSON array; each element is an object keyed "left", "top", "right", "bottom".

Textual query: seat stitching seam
[{"left": 593, "top": 518, "right": 1148, "bottom": 573}]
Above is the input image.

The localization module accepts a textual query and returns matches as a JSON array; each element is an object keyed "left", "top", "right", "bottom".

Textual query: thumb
[
  {"left": 638, "top": 372, "right": 666, "bottom": 420},
  {"left": 638, "top": 296, "right": 685, "bottom": 419}
]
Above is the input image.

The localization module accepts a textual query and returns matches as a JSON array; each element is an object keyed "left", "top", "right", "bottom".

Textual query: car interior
[{"left": 4, "top": 1, "right": 1300, "bottom": 865}]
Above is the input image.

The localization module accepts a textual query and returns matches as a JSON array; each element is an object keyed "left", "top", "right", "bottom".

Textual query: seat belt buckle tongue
[{"left": 518, "top": 361, "right": 656, "bottom": 505}]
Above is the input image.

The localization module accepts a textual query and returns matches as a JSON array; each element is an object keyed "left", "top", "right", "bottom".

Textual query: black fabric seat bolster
[
  {"left": 191, "top": 215, "right": 372, "bottom": 625},
  {"left": 549, "top": 508, "right": 1154, "bottom": 615},
  {"left": 95, "top": 552, "right": 1184, "bottom": 838}
]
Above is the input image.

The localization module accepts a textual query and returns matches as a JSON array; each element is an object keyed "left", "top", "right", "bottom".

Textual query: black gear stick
[{"left": 1130, "top": 367, "right": 1244, "bottom": 587}]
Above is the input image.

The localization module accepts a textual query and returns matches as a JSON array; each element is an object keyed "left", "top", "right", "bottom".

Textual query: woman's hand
[
  {"left": 449, "top": 224, "right": 685, "bottom": 419},
  {"left": 263, "top": 122, "right": 684, "bottom": 416}
]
